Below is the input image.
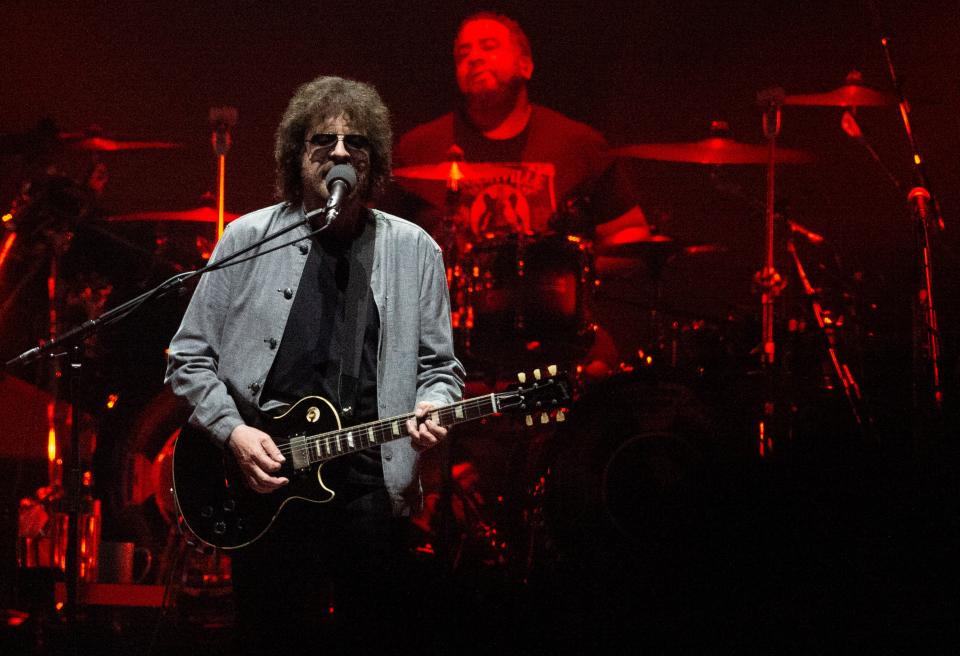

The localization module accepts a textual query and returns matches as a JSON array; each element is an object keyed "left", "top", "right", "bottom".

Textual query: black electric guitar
[{"left": 173, "top": 366, "right": 571, "bottom": 549}]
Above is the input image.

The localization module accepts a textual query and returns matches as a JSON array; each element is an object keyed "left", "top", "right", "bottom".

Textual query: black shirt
[{"left": 263, "top": 229, "right": 382, "bottom": 483}]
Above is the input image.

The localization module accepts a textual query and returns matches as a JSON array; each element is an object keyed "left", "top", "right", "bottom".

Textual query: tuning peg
[
  {"left": 533, "top": 368, "right": 542, "bottom": 381},
  {"left": 547, "top": 364, "right": 557, "bottom": 377},
  {"left": 556, "top": 410, "right": 565, "bottom": 422},
  {"left": 517, "top": 372, "right": 527, "bottom": 384},
  {"left": 540, "top": 412, "right": 549, "bottom": 424},
  {"left": 525, "top": 415, "right": 534, "bottom": 427}
]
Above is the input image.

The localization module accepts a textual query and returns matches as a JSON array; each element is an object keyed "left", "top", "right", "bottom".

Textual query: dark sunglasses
[{"left": 305, "top": 133, "right": 371, "bottom": 152}]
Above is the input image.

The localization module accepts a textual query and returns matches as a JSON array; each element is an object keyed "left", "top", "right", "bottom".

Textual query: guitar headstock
[{"left": 497, "top": 364, "right": 572, "bottom": 426}]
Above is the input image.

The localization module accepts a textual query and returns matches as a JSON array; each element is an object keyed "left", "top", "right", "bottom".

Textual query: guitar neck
[{"left": 293, "top": 394, "right": 499, "bottom": 466}]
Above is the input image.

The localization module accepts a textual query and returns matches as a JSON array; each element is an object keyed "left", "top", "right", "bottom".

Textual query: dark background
[
  {"left": 2, "top": 0, "right": 958, "bottom": 340},
  {"left": 1, "top": 0, "right": 959, "bottom": 653}
]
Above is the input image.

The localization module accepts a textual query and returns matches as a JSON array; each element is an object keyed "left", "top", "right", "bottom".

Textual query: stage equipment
[
  {"left": 209, "top": 107, "right": 238, "bottom": 240},
  {"left": 783, "top": 69, "right": 897, "bottom": 107}
]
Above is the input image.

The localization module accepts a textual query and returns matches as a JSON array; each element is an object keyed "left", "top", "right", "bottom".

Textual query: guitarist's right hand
[{"left": 227, "top": 425, "right": 289, "bottom": 493}]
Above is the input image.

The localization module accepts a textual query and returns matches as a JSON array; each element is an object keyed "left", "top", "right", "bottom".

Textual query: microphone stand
[
  {"left": 878, "top": 35, "right": 944, "bottom": 418},
  {"left": 4, "top": 206, "right": 331, "bottom": 626}
]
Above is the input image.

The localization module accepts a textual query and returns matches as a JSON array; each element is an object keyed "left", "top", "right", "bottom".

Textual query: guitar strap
[{"left": 336, "top": 210, "right": 376, "bottom": 420}]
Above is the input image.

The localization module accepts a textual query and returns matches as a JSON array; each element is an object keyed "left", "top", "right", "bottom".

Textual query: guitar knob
[
  {"left": 223, "top": 499, "right": 236, "bottom": 512},
  {"left": 540, "top": 412, "right": 549, "bottom": 424},
  {"left": 547, "top": 364, "right": 557, "bottom": 377},
  {"left": 556, "top": 410, "right": 566, "bottom": 422},
  {"left": 525, "top": 415, "right": 533, "bottom": 427},
  {"left": 517, "top": 372, "right": 527, "bottom": 383},
  {"left": 200, "top": 506, "right": 214, "bottom": 518},
  {"left": 213, "top": 522, "right": 227, "bottom": 535},
  {"left": 533, "top": 368, "right": 542, "bottom": 381}
]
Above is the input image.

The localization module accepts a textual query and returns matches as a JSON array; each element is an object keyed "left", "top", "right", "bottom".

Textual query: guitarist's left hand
[{"left": 406, "top": 401, "right": 448, "bottom": 451}]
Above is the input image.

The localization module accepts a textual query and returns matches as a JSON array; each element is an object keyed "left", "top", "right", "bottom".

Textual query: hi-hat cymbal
[
  {"left": 597, "top": 237, "right": 726, "bottom": 259},
  {"left": 784, "top": 70, "right": 896, "bottom": 107},
  {"left": 611, "top": 138, "right": 814, "bottom": 165},
  {"left": 595, "top": 236, "right": 726, "bottom": 278},
  {"left": 107, "top": 207, "right": 241, "bottom": 223},
  {"left": 393, "top": 161, "right": 516, "bottom": 182}
]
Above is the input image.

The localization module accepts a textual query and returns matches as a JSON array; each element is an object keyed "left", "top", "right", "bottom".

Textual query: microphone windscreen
[{"left": 325, "top": 164, "right": 357, "bottom": 191}]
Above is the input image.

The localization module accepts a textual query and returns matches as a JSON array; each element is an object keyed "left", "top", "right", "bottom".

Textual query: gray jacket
[{"left": 165, "top": 203, "right": 465, "bottom": 515}]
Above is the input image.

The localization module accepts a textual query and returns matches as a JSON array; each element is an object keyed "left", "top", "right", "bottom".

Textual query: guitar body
[
  {"left": 173, "top": 396, "right": 342, "bottom": 549},
  {"left": 172, "top": 367, "right": 571, "bottom": 550}
]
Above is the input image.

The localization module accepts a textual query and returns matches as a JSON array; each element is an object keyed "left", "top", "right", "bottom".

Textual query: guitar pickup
[{"left": 288, "top": 435, "right": 310, "bottom": 470}]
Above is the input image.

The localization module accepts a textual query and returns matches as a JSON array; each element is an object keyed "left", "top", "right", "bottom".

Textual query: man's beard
[{"left": 465, "top": 76, "right": 525, "bottom": 121}]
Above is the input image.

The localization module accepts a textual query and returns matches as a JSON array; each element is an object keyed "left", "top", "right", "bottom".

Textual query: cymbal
[
  {"left": 611, "top": 138, "right": 814, "bottom": 165},
  {"left": 784, "top": 71, "right": 896, "bottom": 107},
  {"left": 62, "top": 135, "right": 183, "bottom": 151},
  {"left": 107, "top": 207, "right": 241, "bottom": 223},
  {"left": 393, "top": 161, "right": 516, "bottom": 182},
  {"left": 598, "top": 237, "right": 726, "bottom": 259}
]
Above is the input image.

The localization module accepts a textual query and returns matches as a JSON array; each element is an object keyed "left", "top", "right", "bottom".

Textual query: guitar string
[
  {"left": 271, "top": 396, "right": 496, "bottom": 456},
  {"left": 271, "top": 395, "right": 505, "bottom": 459}
]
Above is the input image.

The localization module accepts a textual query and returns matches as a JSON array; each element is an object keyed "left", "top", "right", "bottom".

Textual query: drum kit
[{"left": 395, "top": 70, "right": 934, "bottom": 580}]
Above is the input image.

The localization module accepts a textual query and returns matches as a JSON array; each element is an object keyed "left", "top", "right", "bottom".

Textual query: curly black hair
[{"left": 274, "top": 76, "right": 392, "bottom": 206}]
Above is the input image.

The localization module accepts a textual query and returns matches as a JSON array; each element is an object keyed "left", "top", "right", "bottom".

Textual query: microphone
[
  {"left": 322, "top": 164, "right": 357, "bottom": 225},
  {"left": 786, "top": 218, "right": 826, "bottom": 245}
]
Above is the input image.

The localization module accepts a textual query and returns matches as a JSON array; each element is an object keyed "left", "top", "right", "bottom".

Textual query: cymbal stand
[
  {"left": 437, "top": 159, "right": 467, "bottom": 574},
  {"left": 209, "top": 107, "right": 237, "bottom": 241},
  {"left": 443, "top": 162, "right": 474, "bottom": 355},
  {"left": 754, "top": 88, "right": 788, "bottom": 456},
  {"left": 878, "top": 36, "right": 944, "bottom": 414}
]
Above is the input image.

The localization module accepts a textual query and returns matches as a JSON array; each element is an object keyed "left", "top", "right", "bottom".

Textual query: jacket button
[
  {"left": 383, "top": 452, "right": 393, "bottom": 461},
  {"left": 250, "top": 382, "right": 261, "bottom": 393},
  {"left": 265, "top": 338, "right": 278, "bottom": 350},
  {"left": 283, "top": 288, "right": 293, "bottom": 299},
  {"left": 298, "top": 243, "right": 309, "bottom": 254}
]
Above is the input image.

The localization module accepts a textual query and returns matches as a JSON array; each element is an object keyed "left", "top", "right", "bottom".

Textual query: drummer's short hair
[
  {"left": 456, "top": 12, "right": 532, "bottom": 60},
  {"left": 274, "top": 76, "right": 392, "bottom": 206}
]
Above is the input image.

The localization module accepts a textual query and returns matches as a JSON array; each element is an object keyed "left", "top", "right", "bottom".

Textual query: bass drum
[
  {"left": 528, "top": 372, "right": 720, "bottom": 579},
  {"left": 101, "top": 388, "right": 231, "bottom": 602}
]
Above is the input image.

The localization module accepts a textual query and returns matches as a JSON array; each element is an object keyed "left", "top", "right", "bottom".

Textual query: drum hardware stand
[
  {"left": 877, "top": 35, "right": 944, "bottom": 418},
  {"left": 754, "top": 87, "right": 789, "bottom": 456},
  {"left": 439, "top": 149, "right": 479, "bottom": 359},
  {"left": 786, "top": 238, "right": 873, "bottom": 438},
  {"left": 209, "top": 107, "right": 237, "bottom": 241}
]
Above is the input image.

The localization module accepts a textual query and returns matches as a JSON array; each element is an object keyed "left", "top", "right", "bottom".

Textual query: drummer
[
  {"left": 392, "top": 11, "right": 648, "bottom": 245},
  {"left": 392, "top": 12, "right": 650, "bottom": 378}
]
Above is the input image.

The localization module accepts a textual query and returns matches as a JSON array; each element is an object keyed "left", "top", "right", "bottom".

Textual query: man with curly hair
[{"left": 166, "top": 75, "right": 464, "bottom": 652}]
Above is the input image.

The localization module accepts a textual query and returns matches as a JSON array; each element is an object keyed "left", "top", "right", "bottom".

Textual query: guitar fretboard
[{"left": 290, "top": 394, "right": 499, "bottom": 467}]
